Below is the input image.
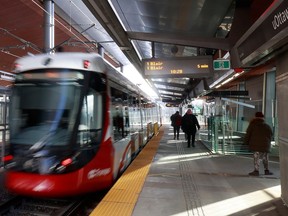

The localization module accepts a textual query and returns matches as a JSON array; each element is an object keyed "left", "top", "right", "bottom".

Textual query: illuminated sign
[
  {"left": 213, "top": 59, "right": 231, "bottom": 70},
  {"left": 143, "top": 56, "right": 212, "bottom": 77}
]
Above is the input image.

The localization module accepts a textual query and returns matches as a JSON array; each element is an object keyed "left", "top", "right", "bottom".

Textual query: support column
[
  {"left": 98, "top": 44, "right": 104, "bottom": 57},
  {"left": 44, "top": 0, "right": 54, "bottom": 54},
  {"left": 276, "top": 51, "right": 288, "bottom": 205}
]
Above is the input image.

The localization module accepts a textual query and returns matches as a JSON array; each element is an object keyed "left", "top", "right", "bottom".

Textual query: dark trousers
[
  {"left": 187, "top": 132, "right": 196, "bottom": 147},
  {"left": 173, "top": 126, "right": 180, "bottom": 139}
]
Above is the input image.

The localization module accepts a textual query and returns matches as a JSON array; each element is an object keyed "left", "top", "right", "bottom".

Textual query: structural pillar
[
  {"left": 98, "top": 44, "right": 104, "bottom": 57},
  {"left": 276, "top": 50, "right": 288, "bottom": 205},
  {"left": 44, "top": 0, "right": 55, "bottom": 54}
]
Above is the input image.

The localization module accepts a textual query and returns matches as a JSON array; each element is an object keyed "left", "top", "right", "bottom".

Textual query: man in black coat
[
  {"left": 181, "top": 109, "right": 200, "bottom": 147},
  {"left": 170, "top": 111, "right": 182, "bottom": 139}
]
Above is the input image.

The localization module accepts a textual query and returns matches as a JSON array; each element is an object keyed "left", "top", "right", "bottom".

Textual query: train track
[{"left": 0, "top": 190, "right": 106, "bottom": 216}]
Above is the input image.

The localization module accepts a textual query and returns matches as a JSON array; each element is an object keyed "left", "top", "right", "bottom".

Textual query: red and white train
[{"left": 4, "top": 52, "right": 161, "bottom": 197}]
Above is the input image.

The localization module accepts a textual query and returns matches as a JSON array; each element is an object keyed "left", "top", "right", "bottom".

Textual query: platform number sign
[{"left": 213, "top": 59, "right": 231, "bottom": 71}]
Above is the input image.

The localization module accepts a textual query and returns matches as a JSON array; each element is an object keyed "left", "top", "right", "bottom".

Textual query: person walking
[
  {"left": 181, "top": 109, "right": 200, "bottom": 147},
  {"left": 244, "top": 112, "right": 273, "bottom": 176},
  {"left": 170, "top": 111, "right": 182, "bottom": 140}
]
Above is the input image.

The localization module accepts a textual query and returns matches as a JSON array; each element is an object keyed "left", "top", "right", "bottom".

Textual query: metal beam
[
  {"left": 153, "top": 81, "right": 187, "bottom": 89},
  {"left": 44, "top": 0, "right": 54, "bottom": 54},
  {"left": 82, "top": 0, "right": 142, "bottom": 70},
  {"left": 205, "top": 90, "right": 249, "bottom": 97},
  {"left": 161, "top": 98, "right": 182, "bottom": 103},
  {"left": 160, "top": 93, "right": 183, "bottom": 98},
  {"left": 157, "top": 88, "right": 186, "bottom": 94},
  {"left": 221, "top": 97, "right": 255, "bottom": 108},
  {"left": 127, "top": 31, "right": 231, "bottom": 50}
]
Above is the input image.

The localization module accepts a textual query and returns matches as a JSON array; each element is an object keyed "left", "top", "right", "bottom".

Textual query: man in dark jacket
[
  {"left": 244, "top": 112, "right": 273, "bottom": 176},
  {"left": 170, "top": 111, "right": 182, "bottom": 140},
  {"left": 181, "top": 109, "right": 200, "bottom": 147}
]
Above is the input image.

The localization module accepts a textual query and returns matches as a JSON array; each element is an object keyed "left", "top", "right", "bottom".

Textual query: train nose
[{"left": 5, "top": 171, "right": 81, "bottom": 197}]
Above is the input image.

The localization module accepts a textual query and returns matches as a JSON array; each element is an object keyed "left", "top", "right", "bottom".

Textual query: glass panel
[
  {"left": 199, "top": 105, "right": 278, "bottom": 156},
  {"left": 9, "top": 84, "right": 81, "bottom": 146},
  {"left": 129, "top": 106, "right": 141, "bottom": 132},
  {"left": 111, "top": 88, "right": 131, "bottom": 141},
  {"left": 78, "top": 89, "right": 103, "bottom": 146}
]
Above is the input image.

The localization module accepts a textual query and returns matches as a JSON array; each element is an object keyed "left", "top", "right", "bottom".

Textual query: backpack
[{"left": 175, "top": 115, "right": 182, "bottom": 126}]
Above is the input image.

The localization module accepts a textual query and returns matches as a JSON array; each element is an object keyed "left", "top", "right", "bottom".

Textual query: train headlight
[
  {"left": 61, "top": 158, "right": 73, "bottom": 166},
  {"left": 2, "top": 155, "right": 13, "bottom": 162},
  {"left": 3, "top": 155, "right": 15, "bottom": 169},
  {"left": 55, "top": 157, "right": 73, "bottom": 173}
]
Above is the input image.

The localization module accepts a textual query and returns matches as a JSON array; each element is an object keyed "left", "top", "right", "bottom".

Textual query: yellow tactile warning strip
[{"left": 90, "top": 128, "right": 164, "bottom": 216}]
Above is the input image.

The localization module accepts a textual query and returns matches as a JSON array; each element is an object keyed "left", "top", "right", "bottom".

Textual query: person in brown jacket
[{"left": 244, "top": 112, "right": 273, "bottom": 176}]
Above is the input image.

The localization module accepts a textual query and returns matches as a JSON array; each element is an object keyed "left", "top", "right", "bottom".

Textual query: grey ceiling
[
  {"left": 2, "top": 0, "right": 273, "bottom": 106},
  {"left": 110, "top": 0, "right": 234, "bottom": 59},
  {"left": 99, "top": 0, "right": 235, "bottom": 105}
]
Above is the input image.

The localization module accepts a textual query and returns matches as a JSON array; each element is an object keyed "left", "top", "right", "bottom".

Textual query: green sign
[{"left": 213, "top": 59, "right": 230, "bottom": 70}]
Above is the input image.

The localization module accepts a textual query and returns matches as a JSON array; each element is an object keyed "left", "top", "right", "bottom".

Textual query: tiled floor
[{"left": 132, "top": 125, "right": 288, "bottom": 216}]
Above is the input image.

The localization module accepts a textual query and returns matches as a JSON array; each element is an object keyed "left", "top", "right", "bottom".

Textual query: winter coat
[
  {"left": 171, "top": 113, "right": 182, "bottom": 127},
  {"left": 181, "top": 113, "right": 200, "bottom": 134},
  {"left": 244, "top": 118, "right": 273, "bottom": 152}
]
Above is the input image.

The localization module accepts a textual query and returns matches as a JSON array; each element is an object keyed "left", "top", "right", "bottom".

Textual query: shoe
[
  {"left": 249, "top": 170, "right": 259, "bottom": 176},
  {"left": 265, "top": 170, "right": 273, "bottom": 175}
]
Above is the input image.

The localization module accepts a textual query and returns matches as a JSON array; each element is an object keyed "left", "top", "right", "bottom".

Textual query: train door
[{"left": 0, "top": 90, "right": 10, "bottom": 167}]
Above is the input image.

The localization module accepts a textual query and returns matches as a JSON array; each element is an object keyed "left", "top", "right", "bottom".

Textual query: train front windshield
[{"left": 9, "top": 70, "right": 104, "bottom": 149}]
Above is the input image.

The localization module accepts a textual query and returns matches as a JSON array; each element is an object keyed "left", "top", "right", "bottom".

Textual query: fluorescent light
[
  {"left": 221, "top": 77, "right": 233, "bottom": 85},
  {"left": 123, "top": 64, "right": 159, "bottom": 99},
  {"left": 1, "top": 75, "right": 15, "bottom": 81}
]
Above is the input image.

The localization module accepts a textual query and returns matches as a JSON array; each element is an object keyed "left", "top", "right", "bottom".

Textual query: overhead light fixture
[
  {"left": 119, "top": 46, "right": 130, "bottom": 51},
  {"left": 1, "top": 75, "right": 15, "bottom": 81}
]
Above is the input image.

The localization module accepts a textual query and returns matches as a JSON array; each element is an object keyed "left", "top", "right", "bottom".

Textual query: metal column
[{"left": 44, "top": 0, "right": 55, "bottom": 53}]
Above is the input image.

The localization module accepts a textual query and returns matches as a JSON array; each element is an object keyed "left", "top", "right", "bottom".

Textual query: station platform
[{"left": 90, "top": 125, "right": 288, "bottom": 216}]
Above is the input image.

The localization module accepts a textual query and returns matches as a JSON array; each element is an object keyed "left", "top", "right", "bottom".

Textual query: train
[{"left": 3, "top": 52, "right": 161, "bottom": 197}]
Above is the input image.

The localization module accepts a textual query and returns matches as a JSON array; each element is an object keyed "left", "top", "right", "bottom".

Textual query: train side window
[
  {"left": 111, "top": 104, "right": 124, "bottom": 141},
  {"left": 111, "top": 88, "right": 132, "bottom": 141},
  {"left": 78, "top": 88, "right": 103, "bottom": 147}
]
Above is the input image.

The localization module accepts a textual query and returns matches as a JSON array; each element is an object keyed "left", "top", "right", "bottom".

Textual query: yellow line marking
[{"left": 90, "top": 128, "right": 164, "bottom": 216}]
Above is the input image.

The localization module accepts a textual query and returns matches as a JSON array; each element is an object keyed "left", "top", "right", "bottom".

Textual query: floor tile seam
[
  {"left": 176, "top": 141, "right": 205, "bottom": 216},
  {"left": 181, "top": 174, "right": 202, "bottom": 195},
  {"left": 187, "top": 207, "right": 206, "bottom": 216},
  {"left": 182, "top": 178, "right": 205, "bottom": 216}
]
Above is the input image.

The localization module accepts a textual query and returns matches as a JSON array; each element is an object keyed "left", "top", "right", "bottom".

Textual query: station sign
[
  {"left": 143, "top": 56, "right": 212, "bottom": 77},
  {"left": 213, "top": 59, "right": 231, "bottom": 70},
  {"left": 237, "top": 0, "right": 288, "bottom": 66}
]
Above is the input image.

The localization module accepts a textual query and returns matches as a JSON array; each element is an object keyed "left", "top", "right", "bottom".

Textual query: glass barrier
[{"left": 198, "top": 115, "right": 278, "bottom": 157}]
